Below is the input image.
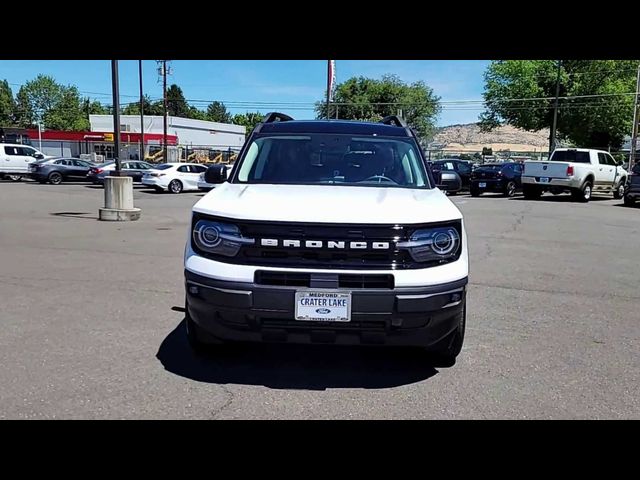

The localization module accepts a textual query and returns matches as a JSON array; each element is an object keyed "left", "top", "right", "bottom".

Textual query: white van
[{"left": 0, "top": 143, "right": 48, "bottom": 181}]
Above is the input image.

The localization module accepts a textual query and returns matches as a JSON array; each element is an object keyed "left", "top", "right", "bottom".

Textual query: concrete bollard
[{"left": 98, "top": 176, "right": 141, "bottom": 221}]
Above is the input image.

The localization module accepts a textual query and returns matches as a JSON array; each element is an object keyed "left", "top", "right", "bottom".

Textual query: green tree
[
  {"left": 206, "top": 101, "right": 231, "bottom": 123},
  {"left": 314, "top": 74, "right": 441, "bottom": 140},
  {"left": 122, "top": 95, "right": 150, "bottom": 115},
  {"left": 166, "top": 84, "right": 190, "bottom": 117},
  {"left": 43, "top": 85, "right": 89, "bottom": 130},
  {"left": 188, "top": 106, "right": 207, "bottom": 121},
  {"left": 0, "top": 80, "right": 16, "bottom": 125},
  {"left": 480, "top": 60, "right": 638, "bottom": 151},
  {"left": 85, "top": 98, "right": 108, "bottom": 115},
  {"left": 15, "top": 75, "right": 62, "bottom": 127},
  {"left": 232, "top": 112, "right": 264, "bottom": 136}
]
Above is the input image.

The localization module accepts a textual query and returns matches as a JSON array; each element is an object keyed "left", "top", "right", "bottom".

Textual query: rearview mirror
[{"left": 205, "top": 164, "right": 227, "bottom": 184}]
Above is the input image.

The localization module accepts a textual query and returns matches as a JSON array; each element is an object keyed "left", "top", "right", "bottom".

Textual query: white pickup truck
[{"left": 521, "top": 148, "right": 628, "bottom": 202}]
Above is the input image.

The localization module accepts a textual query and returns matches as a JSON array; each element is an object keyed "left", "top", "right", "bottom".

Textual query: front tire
[
  {"left": 470, "top": 184, "right": 481, "bottom": 197},
  {"left": 523, "top": 184, "right": 542, "bottom": 200},
  {"left": 168, "top": 179, "right": 183, "bottom": 194},
  {"left": 8, "top": 175, "right": 22, "bottom": 182},
  {"left": 613, "top": 181, "right": 626, "bottom": 199}
]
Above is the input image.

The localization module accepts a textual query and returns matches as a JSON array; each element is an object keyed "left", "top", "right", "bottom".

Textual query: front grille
[
  {"left": 254, "top": 271, "right": 395, "bottom": 289},
  {"left": 192, "top": 213, "right": 462, "bottom": 270}
]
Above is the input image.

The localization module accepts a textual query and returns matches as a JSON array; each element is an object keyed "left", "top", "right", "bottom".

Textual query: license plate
[
  {"left": 478, "top": 182, "right": 486, "bottom": 188},
  {"left": 539, "top": 177, "right": 550, "bottom": 183},
  {"left": 295, "top": 290, "right": 351, "bottom": 322}
]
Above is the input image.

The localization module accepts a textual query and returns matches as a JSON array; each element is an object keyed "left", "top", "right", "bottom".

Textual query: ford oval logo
[{"left": 316, "top": 308, "right": 331, "bottom": 314}]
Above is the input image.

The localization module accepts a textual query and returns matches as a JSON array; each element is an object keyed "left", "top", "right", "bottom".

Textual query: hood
[{"left": 193, "top": 183, "right": 462, "bottom": 224}]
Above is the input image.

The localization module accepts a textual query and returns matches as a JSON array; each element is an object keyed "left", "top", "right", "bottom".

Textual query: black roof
[{"left": 257, "top": 119, "right": 412, "bottom": 137}]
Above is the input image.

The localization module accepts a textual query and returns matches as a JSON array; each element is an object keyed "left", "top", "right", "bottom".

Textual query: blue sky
[{"left": 0, "top": 60, "right": 490, "bottom": 126}]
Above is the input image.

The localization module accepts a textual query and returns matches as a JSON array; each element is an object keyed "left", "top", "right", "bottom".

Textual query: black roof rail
[
  {"left": 379, "top": 115, "right": 407, "bottom": 128},
  {"left": 263, "top": 112, "right": 294, "bottom": 123}
]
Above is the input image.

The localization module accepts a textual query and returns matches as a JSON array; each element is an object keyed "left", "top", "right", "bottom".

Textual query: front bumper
[
  {"left": 142, "top": 177, "right": 168, "bottom": 189},
  {"left": 197, "top": 181, "right": 213, "bottom": 191},
  {"left": 625, "top": 183, "right": 640, "bottom": 199},
  {"left": 185, "top": 270, "right": 467, "bottom": 347}
]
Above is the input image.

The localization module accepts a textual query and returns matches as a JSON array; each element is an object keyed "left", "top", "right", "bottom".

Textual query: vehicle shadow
[
  {"left": 50, "top": 212, "right": 98, "bottom": 220},
  {"left": 509, "top": 195, "right": 612, "bottom": 202},
  {"left": 156, "top": 320, "right": 439, "bottom": 390}
]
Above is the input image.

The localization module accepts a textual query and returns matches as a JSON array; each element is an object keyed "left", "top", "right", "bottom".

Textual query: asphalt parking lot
[{"left": 1, "top": 180, "right": 638, "bottom": 419}]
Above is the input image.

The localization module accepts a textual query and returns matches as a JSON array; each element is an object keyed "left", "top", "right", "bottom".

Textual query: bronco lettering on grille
[{"left": 259, "top": 239, "right": 390, "bottom": 249}]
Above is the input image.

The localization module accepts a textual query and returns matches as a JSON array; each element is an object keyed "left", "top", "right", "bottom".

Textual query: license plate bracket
[{"left": 295, "top": 290, "right": 352, "bottom": 322}]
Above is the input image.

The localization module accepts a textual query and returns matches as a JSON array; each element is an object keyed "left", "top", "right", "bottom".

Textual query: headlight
[
  {"left": 192, "top": 220, "right": 254, "bottom": 257},
  {"left": 397, "top": 226, "right": 461, "bottom": 263}
]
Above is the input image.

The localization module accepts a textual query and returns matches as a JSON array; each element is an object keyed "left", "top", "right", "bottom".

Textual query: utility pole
[
  {"left": 139, "top": 60, "right": 144, "bottom": 162},
  {"left": 162, "top": 60, "right": 168, "bottom": 163},
  {"left": 111, "top": 60, "right": 121, "bottom": 176},
  {"left": 326, "top": 60, "right": 331, "bottom": 120},
  {"left": 549, "top": 60, "right": 562, "bottom": 156},
  {"left": 629, "top": 63, "right": 640, "bottom": 170}
]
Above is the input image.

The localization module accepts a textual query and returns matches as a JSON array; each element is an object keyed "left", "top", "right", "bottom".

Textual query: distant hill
[{"left": 433, "top": 123, "right": 550, "bottom": 153}]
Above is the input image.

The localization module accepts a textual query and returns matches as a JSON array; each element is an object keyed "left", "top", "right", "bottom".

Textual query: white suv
[
  {"left": 0, "top": 143, "right": 49, "bottom": 181},
  {"left": 183, "top": 114, "right": 469, "bottom": 365}
]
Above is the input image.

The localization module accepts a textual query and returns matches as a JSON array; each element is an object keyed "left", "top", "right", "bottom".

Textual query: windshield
[
  {"left": 154, "top": 164, "right": 173, "bottom": 170},
  {"left": 234, "top": 134, "right": 431, "bottom": 188},
  {"left": 550, "top": 150, "right": 590, "bottom": 163}
]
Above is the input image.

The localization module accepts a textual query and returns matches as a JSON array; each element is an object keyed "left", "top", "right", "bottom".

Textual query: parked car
[
  {"left": 184, "top": 113, "right": 468, "bottom": 366},
  {"left": 521, "top": 148, "right": 628, "bottom": 202},
  {"left": 141, "top": 162, "right": 208, "bottom": 193},
  {"left": 624, "top": 162, "right": 640, "bottom": 207},
  {"left": 429, "top": 162, "right": 462, "bottom": 195},
  {"left": 0, "top": 143, "right": 50, "bottom": 181},
  {"left": 470, "top": 162, "right": 523, "bottom": 197},
  {"left": 29, "top": 157, "right": 95, "bottom": 185},
  {"left": 87, "top": 160, "right": 155, "bottom": 184},
  {"left": 431, "top": 159, "right": 473, "bottom": 190},
  {"left": 198, "top": 164, "right": 235, "bottom": 191}
]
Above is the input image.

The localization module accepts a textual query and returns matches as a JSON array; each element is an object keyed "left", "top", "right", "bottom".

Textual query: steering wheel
[{"left": 362, "top": 175, "right": 398, "bottom": 184}]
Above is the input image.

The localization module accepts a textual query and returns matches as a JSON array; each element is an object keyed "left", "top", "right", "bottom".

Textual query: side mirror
[
  {"left": 205, "top": 164, "right": 227, "bottom": 184},
  {"left": 35, "top": 153, "right": 44, "bottom": 160}
]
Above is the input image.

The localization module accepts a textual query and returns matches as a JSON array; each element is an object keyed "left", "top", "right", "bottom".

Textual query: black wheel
[
  {"left": 613, "top": 181, "right": 625, "bottom": 199},
  {"left": 522, "top": 184, "right": 542, "bottom": 200},
  {"left": 48, "top": 172, "right": 63, "bottom": 185},
  {"left": 504, "top": 181, "right": 517, "bottom": 197},
  {"left": 426, "top": 305, "right": 466, "bottom": 367},
  {"left": 168, "top": 179, "right": 183, "bottom": 194},
  {"left": 624, "top": 195, "right": 636, "bottom": 207},
  {"left": 8, "top": 174, "right": 22, "bottom": 182},
  {"left": 572, "top": 180, "right": 592, "bottom": 203},
  {"left": 470, "top": 185, "right": 481, "bottom": 197}
]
